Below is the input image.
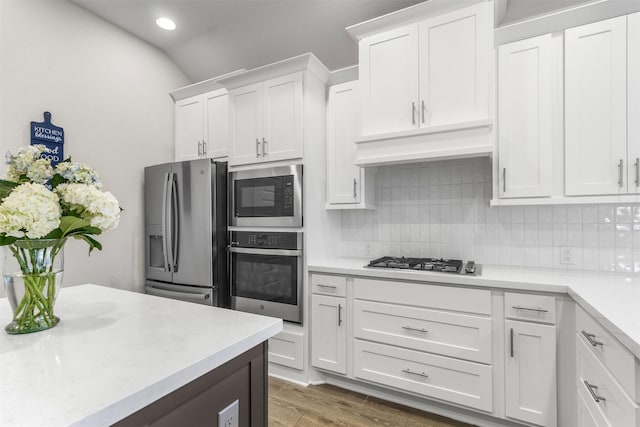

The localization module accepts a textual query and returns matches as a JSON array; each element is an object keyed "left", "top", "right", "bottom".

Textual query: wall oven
[
  {"left": 230, "top": 165, "right": 302, "bottom": 227},
  {"left": 229, "top": 230, "right": 303, "bottom": 324}
]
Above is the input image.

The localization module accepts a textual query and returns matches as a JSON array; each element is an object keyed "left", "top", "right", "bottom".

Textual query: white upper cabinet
[
  {"left": 228, "top": 82, "right": 263, "bottom": 164},
  {"left": 418, "top": 3, "right": 489, "bottom": 127},
  {"left": 360, "top": 25, "right": 419, "bottom": 135},
  {"left": 627, "top": 12, "right": 640, "bottom": 193},
  {"left": 565, "top": 16, "right": 628, "bottom": 196},
  {"left": 498, "top": 34, "right": 553, "bottom": 198},
  {"left": 326, "top": 79, "right": 375, "bottom": 209},
  {"left": 174, "top": 89, "right": 229, "bottom": 162}
]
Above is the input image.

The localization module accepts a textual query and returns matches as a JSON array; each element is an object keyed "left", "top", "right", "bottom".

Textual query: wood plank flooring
[{"left": 268, "top": 377, "right": 476, "bottom": 427}]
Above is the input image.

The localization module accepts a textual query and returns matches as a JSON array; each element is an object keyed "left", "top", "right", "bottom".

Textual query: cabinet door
[
  {"left": 628, "top": 12, "right": 640, "bottom": 193},
  {"left": 419, "top": 3, "right": 489, "bottom": 127},
  {"left": 327, "top": 81, "right": 362, "bottom": 204},
  {"left": 228, "top": 83, "right": 263, "bottom": 166},
  {"left": 203, "top": 89, "right": 228, "bottom": 159},
  {"left": 565, "top": 16, "right": 627, "bottom": 196},
  {"left": 175, "top": 95, "right": 203, "bottom": 162},
  {"left": 311, "top": 294, "right": 346, "bottom": 374},
  {"left": 262, "top": 72, "right": 303, "bottom": 162},
  {"left": 498, "top": 34, "right": 553, "bottom": 198},
  {"left": 505, "top": 320, "right": 557, "bottom": 427},
  {"left": 359, "top": 24, "right": 419, "bottom": 135}
]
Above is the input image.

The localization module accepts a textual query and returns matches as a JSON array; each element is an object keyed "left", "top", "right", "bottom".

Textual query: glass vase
[{"left": 3, "top": 239, "right": 65, "bottom": 334}]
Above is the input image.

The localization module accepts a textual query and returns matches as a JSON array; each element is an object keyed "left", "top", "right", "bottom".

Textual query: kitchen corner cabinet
[
  {"left": 310, "top": 274, "right": 347, "bottom": 374},
  {"left": 504, "top": 293, "right": 557, "bottom": 427},
  {"left": 228, "top": 72, "right": 303, "bottom": 166},
  {"left": 497, "top": 34, "right": 553, "bottom": 198},
  {"left": 326, "top": 80, "right": 375, "bottom": 209},
  {"left": 564, "top": 15, "right": 632, "bottom": 196},
  {"left": 358, "top": 2, "right": 489, "bottom": 136},
  {"left": 174, "top": 89, "right": 229, "bottom": 162}
]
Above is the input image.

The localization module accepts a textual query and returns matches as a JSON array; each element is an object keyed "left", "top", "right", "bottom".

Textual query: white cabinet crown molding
[
  {"left": 327, "top": 65, "right": 358, "bottom": 86},
  {"left": 169, "top": 69, "right": 245, "bottom": 102},
  {"left": 218, "top": 52, "right": 330, "bottom": 91}
]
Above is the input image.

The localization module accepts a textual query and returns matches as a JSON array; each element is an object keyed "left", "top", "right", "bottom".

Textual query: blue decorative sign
[{"left": 30, "top": 112, "right": 64, "bottom": 167}]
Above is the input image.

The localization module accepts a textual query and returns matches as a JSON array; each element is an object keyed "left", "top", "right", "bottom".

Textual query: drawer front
[
  {"left": 577, "top": 385, "right": 608, "bottom": 427},
  {"left": 505, "top": 292, "right": 556, "bottom": 324},
  {"left": 354, "top": 278, "right": 491, "bottom": 315},
  {"left": 576, "top": 305, "right": 638, "bottom": 400},
  {"left": 354, "top": 300, "right": 492, "bottom": 364},
  {"left": 576, "top": 336, "right": 638, "bottom": 427},
  {"left": 354, "top": 340, "right": 493, "bottom": 412},
  {"left": 311, "top": 274, "right": 347, "bottom": 297},
  {"left": 268, "top": 330, "right": 304, "bottom": 370}
]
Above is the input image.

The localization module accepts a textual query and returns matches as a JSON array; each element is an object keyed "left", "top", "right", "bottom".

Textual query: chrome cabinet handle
[
  {"left": 635, "top": 158, "right": 639, "bottom": 187},
  {"left": 581, "top": 331, "right": 604, "bottom": 347},
  {"left": 421, "top": 100, "right": 426, "bottom": 124},
  {"left": 256, "top": 138, "right": 261, "bottom": 158},
  {"left": 338, "top": 304, "right": 342, "bottom": 326},
  {"left": 202, "top": 140, "right": 207, "bottom": 156},
  {"left": 402, "top": 325, "right": 428, "bottom": 333},
  {"left": 503, "top": 167, "right": 507, "bottom": 193},
  {"left": 584, "top": 380, "right": 606, "bottom": 403},
  {"left": 512, "top": 305, "right": 548, "bottom": 313},
  {"left": 402, "top": 368, "right": 429, "bottom": 379},
  {"left": 412, "top": 102, "right": 416, "bottom": 125},
  {"left": 262, "top": 137, "right": 268, "bottom": 157},
  {"left": 619, "top": 159, "right": 624, "bottom": 187},
  {"left": 316, "top": 284, "right": 337, "bottom": 289},
  {"left": 197, "top": 140, "right": 202, "bottom": 156},
  {"left": 353, "top": 178, "right": 357, "bottom": 199},
  {"left": 510, "top": 328, "right": 514, "bottom": 358}
]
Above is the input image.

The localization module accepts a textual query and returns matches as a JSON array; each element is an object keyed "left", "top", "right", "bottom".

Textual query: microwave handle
[{"left": 228, "top": 247, "right": 302, "bottom": 257}]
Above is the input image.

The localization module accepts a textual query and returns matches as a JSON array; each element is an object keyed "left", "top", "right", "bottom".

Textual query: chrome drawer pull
[
  {"left": 316, "top": 284, "right": 337, "bottom": 289},
  {"left": 402, "top": 325, "right": 428, "bottom": 333},
  {"left": 402, "top": 368, "right": 429, "bottom": 379},
  {"left": 584, "top": 380, "right": 606, "bottom": 403},
  {"left": 512, "top": 305, "right": 548, "bottom": 313},
  {"left": 338, "top": 304, "right": 343, "bottom": 327},
  {"left": 581, "top": 331, "right": 604, "bottom": 347}
]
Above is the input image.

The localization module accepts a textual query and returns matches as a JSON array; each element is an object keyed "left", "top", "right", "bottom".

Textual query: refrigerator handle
[
  {"left": 161, "top": 172, "right": 171, "bottom": 272},
  {"left": 170, "top": 173, "right": 179, "bottom": 272}
]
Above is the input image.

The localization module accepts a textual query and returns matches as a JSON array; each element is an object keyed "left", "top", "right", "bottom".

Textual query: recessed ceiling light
[{"left": 156, "top": 17, "right": 176, "bottom": 31}]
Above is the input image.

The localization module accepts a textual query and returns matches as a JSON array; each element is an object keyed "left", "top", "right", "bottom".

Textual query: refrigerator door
[
  {"left": 144, "top": 163, "right": 173, "bottom": 283},
  {"left": 171, "top": 159, "right": 213, "bottom": 286}
]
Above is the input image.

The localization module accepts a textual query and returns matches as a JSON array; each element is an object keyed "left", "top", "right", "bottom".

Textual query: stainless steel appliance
[
  {"left": 229, "top": 230, "right": 303, "bottom": 323},
  {"left": 144, "top": 159, "right": 228, "bottom": 306},
  {"left": 366, "top": 256, "right": 480, "bottom": 276},
  {"left": 230, "top": 165, "right": 302, "bottom": 227}
]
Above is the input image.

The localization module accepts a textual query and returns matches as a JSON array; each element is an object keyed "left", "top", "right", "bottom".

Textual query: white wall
[
  {"left": 0, "top": 0, "right": 190, "bottom": 292},
  {"left": 340, "top": 158, "right": 640, "bottom": 273}
]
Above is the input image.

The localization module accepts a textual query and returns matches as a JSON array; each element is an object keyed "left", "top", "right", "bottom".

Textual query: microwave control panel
[
  {"left": 282, "top": 176, "right": 295, "bottom": 216},
  {"left": 231, "top": 231, "right": 301, "bottom": 250}
]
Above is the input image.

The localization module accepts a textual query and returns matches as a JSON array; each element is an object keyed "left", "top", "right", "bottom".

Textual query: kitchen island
[{"left": 0, "top": 284, "right": 282, "bottom": 426}]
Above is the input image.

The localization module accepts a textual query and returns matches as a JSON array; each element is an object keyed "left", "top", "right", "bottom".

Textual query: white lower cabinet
[
  {"left": 504, "top": 320, "right": 557, "bottom": 426},
  {"left": 268, "top": 330, "right": 304, "bottom": 370},
  {"left": 311, "top": 294, "right": 347, "bottom": 374}
]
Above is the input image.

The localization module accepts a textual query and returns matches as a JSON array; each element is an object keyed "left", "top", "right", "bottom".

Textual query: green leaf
[
  {"left": 0, "top": 235, "right": 17, "bottom": 246},
  {"left": 0, "top": 179, "right": 19, "bottom": 201},
  {"left": 73, "top": 234, "right": 103, "bottom": 254},
  {"left": 50, "top": 174, "right": 66, "bottom": 189},
  {"left": 58, "top": 216, "right": 91, "bottom": 236}
]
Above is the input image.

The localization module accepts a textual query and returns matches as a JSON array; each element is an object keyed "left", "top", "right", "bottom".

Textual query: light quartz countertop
[
  {"left": 0, "top": 284, "right": 282, "bottom": 427},
  {"left": 308, "top": 258, "right": 640, "bottom": 360}
]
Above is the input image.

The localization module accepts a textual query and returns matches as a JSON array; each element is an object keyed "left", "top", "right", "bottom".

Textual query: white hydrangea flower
[
  {"left": 4, "top": 145, "right": 48, "bottom": 182},
  {"left": 26, "top": 158, "right": 54, "bottom": 184},
  {"left": 56, "top": 183, "right": 120, "bottom": 232},
  {"left": 55, "top": 162, "right": 102, "bottom": 188},
  {"left": 0, "top": 183, "right": 61, "bottom": 238}
]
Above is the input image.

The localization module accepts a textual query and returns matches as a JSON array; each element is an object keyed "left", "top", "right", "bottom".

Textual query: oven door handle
[{"left": 228, "top": 247, "right": 302, "bottom": 257}]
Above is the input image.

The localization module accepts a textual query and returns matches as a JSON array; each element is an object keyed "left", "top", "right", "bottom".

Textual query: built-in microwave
[{"left": 230, "top": 165, "right": 302, "bottom": 227}]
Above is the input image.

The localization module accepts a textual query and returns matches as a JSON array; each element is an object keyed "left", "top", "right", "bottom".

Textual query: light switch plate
[{"left": 218, "top": 399, "right": 239, "bottom": 427}]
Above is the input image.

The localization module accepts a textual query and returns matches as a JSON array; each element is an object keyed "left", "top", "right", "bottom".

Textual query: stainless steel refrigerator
[{"left": 144, "top": 159, "right": 228, "bottom": 307}]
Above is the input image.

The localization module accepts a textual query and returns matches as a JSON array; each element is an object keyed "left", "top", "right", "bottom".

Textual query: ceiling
[{"left": 71, "top": 0, "right": 592, "bottom": 84}]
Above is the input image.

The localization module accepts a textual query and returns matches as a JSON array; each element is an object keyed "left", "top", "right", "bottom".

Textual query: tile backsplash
[{"left": 339, "top": 157, "right": 640, "bottom": 272}]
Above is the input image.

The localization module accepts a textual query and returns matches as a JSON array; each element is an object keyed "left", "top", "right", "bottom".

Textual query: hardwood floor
[{"left": 268, "top": 377, "right": 476, "bottom": 427}]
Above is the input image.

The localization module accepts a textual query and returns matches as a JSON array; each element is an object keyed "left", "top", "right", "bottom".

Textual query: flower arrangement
[{"left": 0, "top": 145, "right": 121, "bottom": 333}]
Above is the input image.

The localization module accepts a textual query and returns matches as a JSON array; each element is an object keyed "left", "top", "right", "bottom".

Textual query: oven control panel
[{"left": 230, "top": 231, "right": 301, "bottom": 250}]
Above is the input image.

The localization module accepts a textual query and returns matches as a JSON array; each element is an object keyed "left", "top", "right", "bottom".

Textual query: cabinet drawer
[
  {"left": 268, "top": 330, "right": 304, "bottom": 370},
  {"left": 576, "top": 305, "right": 640, "bottom": 400},
  {"left": 505, "top": 292, "right": 556, "bottom": 324},
  {"left": 311, "top": 274, "right": 347, "bottom": 297},
  {"left": 576, "top": 336, "right": 639, "bottom": 427},
  {"left": 354, "top": 340, "right": 492, "bottom": 412},
  {"left": 354, "top": 300, "right": 492, "bottom": 364},
  {"left": 354, "top": 278, "right": 491, "bottom": 315}
]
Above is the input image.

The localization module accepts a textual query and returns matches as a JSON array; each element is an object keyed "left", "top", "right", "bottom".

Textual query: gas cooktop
[{"left": 366, "top": 256, "right": 480, "bottom": 276}]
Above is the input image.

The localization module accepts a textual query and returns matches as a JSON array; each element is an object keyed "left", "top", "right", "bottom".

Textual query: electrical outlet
[
  {"left": 218, "top": 399, "right": 239, "bottom": 427},
  {"left": 364, "top": 243, "right": 373, "bottom": 257},
  {"left": 560, "top": 246, "right": 574, "bottom": 265}
]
